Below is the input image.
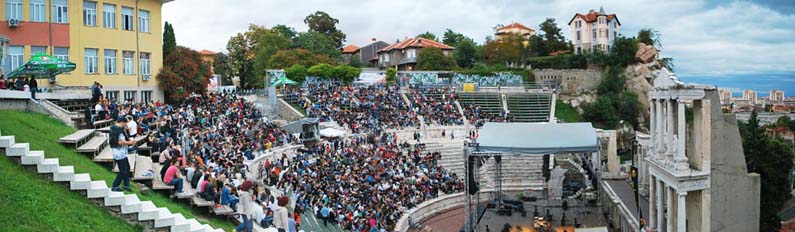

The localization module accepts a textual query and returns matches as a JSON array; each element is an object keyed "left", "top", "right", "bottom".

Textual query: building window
[
  {"left": 84, "top": 48, "right": 98, "bottom": 74},
  {"left": 141, "top": 91, "right": 152, "bottom": 103},
  {"left": 30, "top": 0, "right": 46, "bottom": 22},
  {"left": 121, "top": 7, "right": 134, "bottom": 31},
  {"left": 614, "top": 31, "right": 618, "bottom": 39},
  {"left": 592, "top": 29, "right": 597, "bottom": 40},
  {"left": 407, "top": 49, "right": 416, "bottom": 58},
  {"left": 5, "top": 46, "right": 24, "bottom": 72},
  {"left": 124, "top": 91, "right": 136, "bottom": 102},
  {"left": 83, "top": 1, "right": 97, "bottom": 26},
  {"left": 138, "top": 10, "right": 150, "bottom": 33},
  {"left": 6, "top": 0, "right": 22, "bottom": 21},
  {"left": 31, "top": 46, "right": 47, "bottom": 55},
  {"left": 106, "top": 91, "right": 119, "bottom": 102},
  {"left": 104, "top": 49, "right": 117, "bottom": 74},
  {"left": 55, "top": 47, "right": 69, "bottom": 61},
  {"left": 102, "top": 4, "right": 116, "bottom": 28},
  {"left": 576, "top": 31, "right": 581, "bottom": 41},
  {"left": 52, "top": 0, "right": 68, "bottom": 23},
  {"left": 123, "top": 51, "right": 135, "bottom": 74},
  {"left": 140, "top": 52, "right": 151, "bottom": 80}
]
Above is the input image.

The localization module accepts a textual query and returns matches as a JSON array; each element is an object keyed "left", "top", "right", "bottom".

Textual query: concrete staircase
[
  {"left": 478, "top": 155, "right": 546, "bottom": 191},
  {"left": 505, "top": 93, "right": 552, "bottom": 122},
  {"left": 0, "top": 131, "right": 223, "bottom": 232},
  {"left": 424, "top": 141, "right": 465, "bottom": 178}
]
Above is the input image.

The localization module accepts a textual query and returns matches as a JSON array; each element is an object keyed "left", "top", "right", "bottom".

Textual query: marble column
[
  {"left": 667, "top": 99, "right": 675, "bottom": 161},
  {"left": 666, "top": 187, "right": 673, "bottom": 232},
  {"left": 675, "top": 100, "right": 688, "bottom": 170},
  {"left": 677, "top": 191, "right": 687, "bottom": 232},
  {"left": 657, "top": 179, "right": 664, "bottom": 231},
  {"left": 649, "top": 175, "right": 656, "bottom": 231},
  {"left": 650, "top": 99, "right": 656, "bottom": 158},
  {"left": 656, "top": 99, "right": 664, "bottom": 157}
]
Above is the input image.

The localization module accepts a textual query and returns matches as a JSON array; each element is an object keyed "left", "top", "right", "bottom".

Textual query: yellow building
[{"left": 0, "top": 0, "right": 170, "bottom": 102}]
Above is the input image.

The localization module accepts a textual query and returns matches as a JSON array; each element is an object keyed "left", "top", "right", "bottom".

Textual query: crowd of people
[
  {"left": 0, "top": 74, "right": 39, "bottom": 100},
  {"left": 264, "top": 132, "right": 463, "bottom": 231},
  {"left": 462, "top": 104, "right": 507, "bottom": 128},
  {"left": 289, "top": 83, "right": 419, "bottom": 134},
  {"left": 407, "top": 87, "right": 463, "bottom": 126}
]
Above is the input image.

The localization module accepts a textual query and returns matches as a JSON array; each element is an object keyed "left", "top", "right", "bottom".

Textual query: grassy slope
[
  {"left": 555, "top": 100, "right": 581, "bottom": 123},
  {"left": 0, "top": 153, "right": 140, "bottom": 232},
  {"left": 0, "top": 110, "right": 235, "bottom": 231}
]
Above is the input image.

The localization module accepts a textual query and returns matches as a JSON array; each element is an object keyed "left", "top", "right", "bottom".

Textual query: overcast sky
[{"left": 163, "top": 0, "right": 795, "bottom": 78}]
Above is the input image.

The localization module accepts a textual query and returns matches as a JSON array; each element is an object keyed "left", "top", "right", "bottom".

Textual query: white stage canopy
[
  {"left": 319, "top": 128, "right": 346, "bottom": 137},
  {"left": 477, "top": 122, "right": 599, "bottom": 154}
]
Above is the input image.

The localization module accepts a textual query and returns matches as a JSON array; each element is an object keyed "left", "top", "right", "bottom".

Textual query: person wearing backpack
[{"left": 111, "top": 117, "right": 135, "bottom": 192}]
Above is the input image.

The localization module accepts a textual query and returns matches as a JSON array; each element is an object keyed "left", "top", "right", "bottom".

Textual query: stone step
[
  {"left": 104, "top": 191, "right": 126, "bottom": 206},
  {"left": 138, "top": 201, "right": 160, "bottom": 221},
  {"left": 187, "top": 218, "right": 205, "bottom": 232},
  {"left": 171, "top": 213, "right": 192, "bottom": 232},
  {"left": 120, "top": 194, "right": 142, "bottom": 214},
  {"left": 87, "top": 181, "right": 109, "bottom": 198},
  {"left": 70, "top": 173, "right": 92, "bottom": 190},
  {"left": 37, "top": 158, "right": 59, "bottom": 173},
  {"left": 0, "top": 136, "right": 15, "bottom": 148},
  {"left": 53, "top": 166, "right": 75, "bottom": 182},
  {"left": 7, "top": 143, "right": 30, "bottom": 156},
  {"left": 153, "top": 208, "right": 176, "bottom": 228},
  {"left": 21, "top": 151, "right": 45, "bottom": 165}
]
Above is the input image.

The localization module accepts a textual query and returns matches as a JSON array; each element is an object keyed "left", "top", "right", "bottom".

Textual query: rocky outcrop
[{"left": 635, "top": 43, "right": 659, "bottom": 64}]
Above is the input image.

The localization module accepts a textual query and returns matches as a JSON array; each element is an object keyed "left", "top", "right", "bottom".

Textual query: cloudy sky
[{"left": 163, "top": 0, "right": 795, "bottom": 79}]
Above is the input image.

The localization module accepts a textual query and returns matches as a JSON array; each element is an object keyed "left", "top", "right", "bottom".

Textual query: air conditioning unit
[{"left": 8, "top": 19, "right": 19, "bottom": 27}]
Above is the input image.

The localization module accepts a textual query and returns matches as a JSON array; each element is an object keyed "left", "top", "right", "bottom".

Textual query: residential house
[
  {"left": 341, "top": 44, "right": 360, "bottom": 64},
  {"left": 495, "top": 22, "right": 535, "bottom": 40},
  {"left": 377, "top": 37, "right": 454, "bottom": 70},
  {"left": 568, "top": 6, "right": 621, "bottom": 54},
  {"left": 198, "top": 49, "right": 216, "bottom": 74},
  {"left": 358, "top": 40, "right": 390, "bottom": 67}
]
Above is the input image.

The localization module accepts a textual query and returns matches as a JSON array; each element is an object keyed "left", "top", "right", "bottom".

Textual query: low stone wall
[
  {"left": 0, "top": 99, "right": 65, "bottom": 124},
  {"left": 0, "top": 89, "right": 89, "bottom": 100},
  {"left": 278, "top": 98, "right": 304, "bottom": 121}
]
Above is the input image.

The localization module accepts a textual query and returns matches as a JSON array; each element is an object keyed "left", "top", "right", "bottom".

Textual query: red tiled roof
[
  {"left": 496, "top": 22, "right": 534, "bottom": 33},
  {"left": 341, "top": 44, "right": 360, "bottom": 54},
  {"left": 198, "top": 49, "right": 216, "bottom": 55},
  {"left": 568, "top": 11, "right": 620, "bottom": 26},
  {"left": 378, "top": 37, "right": 454, "bottom": 53}
]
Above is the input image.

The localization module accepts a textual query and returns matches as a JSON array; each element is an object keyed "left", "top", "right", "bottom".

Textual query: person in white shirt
[
  {"left": 127, "top": 116, "right": 138, "bottom": 137},
  {"left": 253, "top": 202, "right": 265, "bottom": 227}
]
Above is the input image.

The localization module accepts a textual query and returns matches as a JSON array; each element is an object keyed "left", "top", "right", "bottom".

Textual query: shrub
[{"left": 284, "top": 64, "right": 307, "bottom": 84}]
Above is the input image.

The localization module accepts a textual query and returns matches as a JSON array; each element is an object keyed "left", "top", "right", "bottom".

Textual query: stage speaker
[{"left": 468, "top": 156, "right": 479, "bottom": 195}]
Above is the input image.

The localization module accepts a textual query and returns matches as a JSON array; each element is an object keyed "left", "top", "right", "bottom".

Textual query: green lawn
[
  {"left": 0, "top": 153, "right": 141, "bottom": 231},
  {"left": 555, "top": 100, "right": 581, "bottom": 123},
  {"left": 0, "top": 110, "right": 235, "bottom": 231}
]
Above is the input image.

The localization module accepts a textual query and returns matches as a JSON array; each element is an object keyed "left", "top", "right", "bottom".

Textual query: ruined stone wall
[{"left": 533, "top": 69, "right": 602, "bottom": 96}]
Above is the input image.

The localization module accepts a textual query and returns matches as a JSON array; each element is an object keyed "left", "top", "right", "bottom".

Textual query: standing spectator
[
  {"left": 15, "top": 77, "right": 24, "bottom": 91},
  {"left": 127, "top": 116, "right": 138, "bottom": 138},
  {"left": 91, "top": 81, "right": 102, "bottom": 104},
  {"left": 163, "top": 158, "right": 184, "bottom": 193},
  {"left": 28, "top": 76, "right": 37, "bottom": 100},
  {"left": 273, "top": 196, "right": 289, "bottom": 232},
  {"left": 110, "top": 117, "right": 135, "bottom": 192},
  {"left": 0, "top": 75, "right": 7, "bottom": 89},
  {"left": 235, "top": 180, "right": 254, "bottom": 232}
]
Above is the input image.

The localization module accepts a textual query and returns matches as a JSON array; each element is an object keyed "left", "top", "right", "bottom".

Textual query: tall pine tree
[{"left": 163, "top": 22, "right": 177, "bottom": 59}]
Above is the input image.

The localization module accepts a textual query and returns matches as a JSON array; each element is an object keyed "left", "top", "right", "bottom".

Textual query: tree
[
  {"left": 253, "top": 29, "right": 292, "bottom": 79},
  {"left": 637, "top": 28, "right": 661, "bottom": 48},
  {"left": 293, "top": 31, "right": 342, "bottom": 62},
  {"left": 454, "top": 38, "right": 478, "bottom": 68},
  {"left": 304, "top": 11, "right": 346, "bottom": 48},
  {"left": 334, "top": 64, "right": 360, "bottom": 84},
  {"left": 582, "top": 94, "right": 620, "bottom": 129},
  {"left": 527, "top": 35, "right": 547, "bottom": 57},
  {"left": 417, "top": 47, "right": 456, "bottom": 71},
  {"left": 442, "top": 29, "right": 467, "bottom": 47},
  {"left": 268, "top": 49, "right": 332, "bottom": 69},
  {"left": 610, "top": 36, "right": 640, "bottom": 67},
  {"left": 482, "top": 34, "right": 524, "bottom": 66},
  {"left": 386, "top": 67, "right": 397, "bottom": 86},
  {"left": 284, "top": 64, "right": 307, "bottom": 84},
  {"left": 597, "top": 66, "right": 626, "bottom": 94},
  {"left": 212, "top": 53, "right": 232, "bottom": 85},
  {"left": 163, "top": 22, "right": 177, "bottom": 59},
  {"left": 538, "top": 18, "right": 567, "bottom": 53},
  {"left": 157, "top": 46, "right": 211, "bottom": 102},
  {"left": 417, "top": 31, "right": 438, "bottom": 41},
  {"left": 740, "top": 110, "right": 795, "bottom": 232},
  {"left": 308, "top": 63, "right": 335, "bottom": 78},
  {"left": 272, "top": 24, "right": 297, "bottom": 41},
  {"left": 226, "top": 24, "right": 271, "bottom": 89}
]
